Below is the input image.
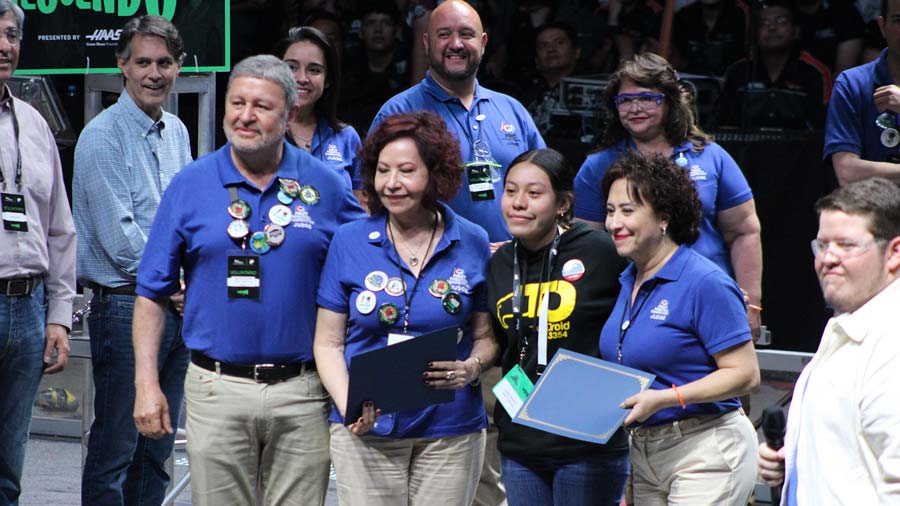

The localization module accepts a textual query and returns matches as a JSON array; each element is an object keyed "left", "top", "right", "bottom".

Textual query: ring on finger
[{"left": 447, "top": 371, "right": 456, "bottom": 381}]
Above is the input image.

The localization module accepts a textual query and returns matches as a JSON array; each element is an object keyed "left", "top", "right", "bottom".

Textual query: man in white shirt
[{"left": 758, "top": 176, "right": 900, "bottom": 505}]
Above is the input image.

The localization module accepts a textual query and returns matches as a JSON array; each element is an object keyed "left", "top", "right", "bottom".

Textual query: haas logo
[{"left": 85, "top": 29, "right": 123, "bottom": 42}]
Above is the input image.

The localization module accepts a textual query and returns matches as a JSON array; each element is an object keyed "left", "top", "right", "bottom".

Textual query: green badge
[
  {"left": 441, "top": 292, "right": 462, "bottom": 315},
  {"left": 279, "top": 178, "right": 301, "bottom": 197},
  {"left": 378, "top": 303, "right": 400, "bottom": 325},
  {"left": 299, "top": 185, "right": 320, "bottom": 205}
]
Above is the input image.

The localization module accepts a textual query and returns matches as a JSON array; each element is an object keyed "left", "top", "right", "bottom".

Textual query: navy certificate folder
[
  {"left": 512, "top": 348, "right": 655, "bottom": 444},
  {"left": 345, "top": 326, "right": 458, "bottom": 425}
]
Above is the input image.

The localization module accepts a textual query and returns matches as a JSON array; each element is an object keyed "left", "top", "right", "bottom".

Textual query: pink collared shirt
[{"left": 0, "top": 85, "right": 76, "bottom": 328}]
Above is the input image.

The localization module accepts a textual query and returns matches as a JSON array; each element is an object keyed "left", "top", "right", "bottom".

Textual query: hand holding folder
[{"left": 510, "top": 348, "right": 655, "bottom": 444}]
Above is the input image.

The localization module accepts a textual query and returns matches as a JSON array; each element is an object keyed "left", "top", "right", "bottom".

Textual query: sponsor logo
[
  {"left": 688, "top": 165, "right": 707, "bottom": 181},
  {"left": 650, "top": 299, "right": 670, "bottom": 321},
  {"left": 85, "top": 29, "right": 123, "bottom": 42}
]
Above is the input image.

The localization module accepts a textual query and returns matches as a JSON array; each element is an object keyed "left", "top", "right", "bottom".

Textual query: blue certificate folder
[
  {"left": 512, "top": 349, "right": 655, "bottom": 444},
  {"left": 345, "top": 326, "right": 457, "bottom": 425}
]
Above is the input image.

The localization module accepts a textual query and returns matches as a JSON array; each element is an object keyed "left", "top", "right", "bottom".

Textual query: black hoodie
[{"left": 486, "top": 222, "right": 629, "bottom": 460}]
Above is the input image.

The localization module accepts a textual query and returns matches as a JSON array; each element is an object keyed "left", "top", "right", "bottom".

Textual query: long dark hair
[{"left": 276, "top": 26, "right": 343, "bottom": 131}]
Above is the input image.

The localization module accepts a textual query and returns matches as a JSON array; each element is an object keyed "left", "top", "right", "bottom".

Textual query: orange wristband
[
  {"left": 748, "top": 304, "right": 763, "bottom": 312},
  {"left": 671, "top": 384, "right": 686, "bottom": 409}
]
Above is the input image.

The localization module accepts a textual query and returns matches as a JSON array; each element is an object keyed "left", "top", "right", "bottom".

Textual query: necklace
[
  {"left": 289, "top": 123, "right": 313, "bottom": 151},
  {"left": 387, "top": 211, "right": 438, "bottom": 267}
]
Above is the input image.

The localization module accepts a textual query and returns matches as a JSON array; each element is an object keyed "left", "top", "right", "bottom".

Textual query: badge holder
[{"left": 1, "top": 192, "right": 27, "bottom": 232}]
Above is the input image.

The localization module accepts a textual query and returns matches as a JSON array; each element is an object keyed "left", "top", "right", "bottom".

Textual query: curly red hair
[{"left": 360, "top": 112, "right": 464, "bottom": 215}]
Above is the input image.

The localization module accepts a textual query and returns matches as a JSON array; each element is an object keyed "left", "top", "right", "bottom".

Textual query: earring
[{"left": 661, "top": 224, "right": 667, "bottom": 236}]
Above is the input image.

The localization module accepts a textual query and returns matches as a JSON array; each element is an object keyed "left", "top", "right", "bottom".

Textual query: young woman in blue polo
[
  {"left": 314, "top": 112, "right": 498, "bottom": 506},
  {"left": 599, "top": 151, "right": 760, "bottom": 505}
]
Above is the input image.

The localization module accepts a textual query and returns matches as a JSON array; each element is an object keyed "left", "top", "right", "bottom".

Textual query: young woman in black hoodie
[{"left": 486, "top": 149, "right": 629, "bottom": 506}]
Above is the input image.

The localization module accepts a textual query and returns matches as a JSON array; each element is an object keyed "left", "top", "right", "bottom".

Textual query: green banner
[{"left": 14, "top": 0, "right": 230, "bottom": 74}]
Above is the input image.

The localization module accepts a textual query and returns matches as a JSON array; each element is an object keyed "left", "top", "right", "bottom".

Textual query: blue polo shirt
[
  {"left": 598, "top": 246, "right": 750, "bottom": 427},
  {"left": 311, "top": 118, "right": 363, "bottom": 190},
  {"left": 136, "top": 141, "right": 366, "bottom": 364},
  {"left": 574, "top": 139, "right": 752, "bottom": 276},
  {"left": 317, "top": 203, "right": 490, "bottom": 438},
  {"left": 824, "top": 49, "right": 899, "bottom": 163},
  {"left": 371, "top": 72, "right": 546, "bottom": 242}
]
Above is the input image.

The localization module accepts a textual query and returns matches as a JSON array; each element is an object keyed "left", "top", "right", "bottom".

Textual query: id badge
[
  {"left": 466, "top": 162, "right": 495, "bottom": 201},
  {"left": 492, "top": 364, "right": 534, "bottom": 416},
  {"left": 2, "top": 193, "right": 27, "bottom": 232},
  {"left": 227, "top": 255, "right": 260, "bottom": 299}
]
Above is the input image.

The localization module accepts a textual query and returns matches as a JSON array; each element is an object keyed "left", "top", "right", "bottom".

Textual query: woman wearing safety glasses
[{"left": 572, "top": 53, "right": 764, "bottom": 340}]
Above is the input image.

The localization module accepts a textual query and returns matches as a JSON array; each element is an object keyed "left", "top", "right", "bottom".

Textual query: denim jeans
[
  {"left": 500, "top": 451, "right": 629, "bottom": 506},
  {"left": 81, "top": 293, "right": 188, "bottom": 506},
  {"left": 0, "top": 282, "right": 46, "bottom": 506}
]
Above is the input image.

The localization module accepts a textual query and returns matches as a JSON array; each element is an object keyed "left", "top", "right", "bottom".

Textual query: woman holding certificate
[
  {"left": 314, "top": 111, "right": 497, "bottom": 506},
  {"left": 485, "top": 149, "right": 630, "bottom": 506},
  {"left": 599, "top": 151, "right": 760, "bottom": 505}
]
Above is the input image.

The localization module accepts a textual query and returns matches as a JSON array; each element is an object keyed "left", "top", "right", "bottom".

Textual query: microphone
[{"left": 762, "top": 405, "right": 786, "bottom": 505}]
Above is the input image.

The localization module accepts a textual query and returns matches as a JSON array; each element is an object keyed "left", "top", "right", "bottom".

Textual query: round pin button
[
  {"left": 279, "top": 178, "right": 300, "bottom": 197},
  {"left": 249, "top": 231, "right": 271, "bottom": 254},
  {"left": 365, "top": 271, "right": 389, "bottom": 292},
  {"left": 378, "top": 303, "right": 400, "bottom": 325},
  {"left": 277, "top": 190, "right": 293, "bottom": 205},
  {"left": 268, "top": 204, "right": 293, "bottom": 226},
  {"left": 368, "top": 231, "right": 381, "bottom": 240},
  {"left": 429, "top": 279, "right": 451, "bottom": 298},
  {"left": 441, "top": 292, "right": 462, "bottom": 314},
  {"left": 299, "top": 185, "right": 320, "bottom": 205},
  {"left": 355, "top": 290, "right": 377, "bottom": 315},
  {"left": 882, "top": 128, "right": 899, "bottom": 148},
  {"left": 228, "top": 199, "right": 251, "bottom": 219},
  {"left": 265, "top": 224, "right": 286, "bottom": 246},
  {"left": 385, "top": 277, "right": 406, "bottom": 297},
  {"left": 227, "top": 219, "right": 250, "bottom": 240}
]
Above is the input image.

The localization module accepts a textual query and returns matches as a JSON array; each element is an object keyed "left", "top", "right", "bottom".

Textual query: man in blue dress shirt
[
  {"left": 72, "top": 16, "right": 191, "bottom": 506},
  {"left": 132, "top": 55, "right": 364, "bottom": 506},
  {"left": 371, "top": 0, "right": 545, "bottom": 248}
]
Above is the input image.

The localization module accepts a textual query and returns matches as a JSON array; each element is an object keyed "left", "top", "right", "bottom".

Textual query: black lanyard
[
  {"left": 617, "top": 279, "right": 659, "bottom": 364},
  {"left": 442, "top": 100, "right": 483, "bottom": 149},
  {"left": 0, "top": 95, "right": 23, "bottom": 191},
  {"left": 512, "top": 232, "right": 562, "bottom": 369},
  {"left": 386, "top": 214, "right": 439, "bottom": 333}
]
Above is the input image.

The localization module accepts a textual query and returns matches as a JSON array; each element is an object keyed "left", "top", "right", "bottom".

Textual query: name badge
[
  {"left": 466, "top": 162, "right": 495, "bottom": 201},
  {"left": 227, "top": 255, "right": 260, "bottom": 299},
  {"left": 2, "top": 193, "right": 27, "bottom": 232},
  {"left": 492, "top": 364, "right": 534, "bottom": 417}
]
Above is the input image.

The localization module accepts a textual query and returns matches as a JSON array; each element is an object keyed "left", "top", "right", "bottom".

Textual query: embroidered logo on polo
[
  {"left": 325, "top": 144, "right": 343, "bottom": 162},
  {"left": 448, "top": 266, "right": 470, "bottom": 293},
  {"left": 499, "top": 120, "right": 522, "bottom": 146},
  {"left": 500, "top": 121, "right": 516, "bottom": 134},
  {"left": 688, "top": 165, "right": 707, "bottom": 181},
  {"left": 650, "top": 299, "right": 670, "bottom": 321},
  {"left": 292, "top": 204, "right": 315, "bottom": 229},
  {"left": 495, "top": 280, "right": 576, "bottom": 339}
]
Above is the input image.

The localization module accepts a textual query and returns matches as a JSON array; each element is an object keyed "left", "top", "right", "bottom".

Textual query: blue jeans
[
  {"left": 500, "top": 451, "right": 629, "bottom": 506},
  {"left": 0, "top": 282, "right": 46, "bottom": 506},
  {"left": 82, "top": 293, "right": 188, "bottom": 506}
]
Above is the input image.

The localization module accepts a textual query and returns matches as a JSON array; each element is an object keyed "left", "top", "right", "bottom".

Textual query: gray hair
[
  {"left": 116, "top": 15, "right": 185, "bottom": 64},
  {"left": 228, "top": 55, "right": 298, "bottom": 115},
  {"left": 0, "top": 0, "right": 24, "bottom": 32}
]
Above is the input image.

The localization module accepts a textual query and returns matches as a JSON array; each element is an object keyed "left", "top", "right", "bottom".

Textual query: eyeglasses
[
  {"left": 810, "top": 238, "right": 884, "bottom": 259},
  {"left": 759, "top": 16, "right": 791, "bottom": 28},
  {"left": 613, "top": 93, "right": 665, "bottom": 110},
  {"left": 0, "top": 29, "right": 20, "bottom": 46}
]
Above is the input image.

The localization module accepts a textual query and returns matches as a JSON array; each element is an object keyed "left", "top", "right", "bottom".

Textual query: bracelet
[
  {"left": 468, "top": 356, "right": 484, "bottom": 386},
  {"left": 671, "top": 384, "right": 686, "bottom": 409},
  {"left": 748, "top": 304, "right": 763, "bottom": 312}
]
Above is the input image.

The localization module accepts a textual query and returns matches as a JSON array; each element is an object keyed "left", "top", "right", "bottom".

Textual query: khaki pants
[
  {"left": 184, "top": 362, "right": 331, "bottom": 506},
  {"left": 330, "top": 423, "right": 485, "bottom": 506},
  {"left": 629, "top": 410, "right": 757, "bottom": 506}
]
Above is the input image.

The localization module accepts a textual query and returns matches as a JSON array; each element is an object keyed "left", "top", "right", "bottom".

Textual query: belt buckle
[
  {"left": 5, "top": 278, "right": 30, "bottom": 296},
  {"left": 253, "top": 363, "right": 277, "bottom": 383}
]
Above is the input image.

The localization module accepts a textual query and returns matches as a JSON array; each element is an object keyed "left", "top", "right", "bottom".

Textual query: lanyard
[
  {"left": 386, "top": 214, "right": 439, "bottom": 333},
  {"left": 512, "top": 230, "right": 562, "bottom": 371},
  {"left": 616, "top": 279, "right": 659, "bottom": 364},
  {"left": 0, "top": 96, "right": 23, "bottom": 191},
  {"left": 442, "top": 100, "right": 483, "bottom": 150}
]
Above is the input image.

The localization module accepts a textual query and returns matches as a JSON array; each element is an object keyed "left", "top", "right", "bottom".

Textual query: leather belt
[
  {"left": 629, "top": 409, "right": 741, "bottom": 440},
  {"left": 0, "top": 277, "right": 38, "bottom": 296},
  {"left": 190, "top": 351, "right": 316, "bottom": 384},
  {"left": 93, "top": 284, "right": 137, "bottom": 296}
]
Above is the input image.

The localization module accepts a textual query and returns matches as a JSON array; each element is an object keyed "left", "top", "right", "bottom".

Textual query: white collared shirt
[{"left": 784, "top": 278, "right": 900, "bottom": 505}]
